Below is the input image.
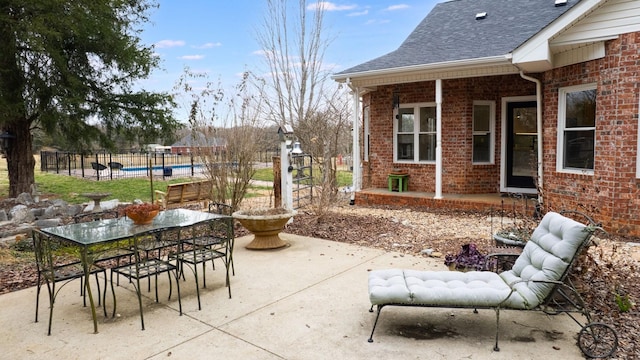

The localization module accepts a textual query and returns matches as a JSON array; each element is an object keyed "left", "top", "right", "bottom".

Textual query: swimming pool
[{"left": 121, "top": 164, "right": 203, "bottom": 172}]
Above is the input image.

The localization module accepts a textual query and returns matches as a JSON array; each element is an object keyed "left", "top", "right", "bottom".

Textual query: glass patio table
[{"left": 41, "top": 208, "right": 232, "bottom": 333}]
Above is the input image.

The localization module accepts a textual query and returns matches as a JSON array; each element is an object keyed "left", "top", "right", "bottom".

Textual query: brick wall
[
  {"left": 364, "top": 75, "right": 535, "bottom": 194},
  {"left": 541, "top": 33, "right": 640, "bottom": 235},
  {"left": 361, "top": 32, "right": 640, "bottom": 235}
]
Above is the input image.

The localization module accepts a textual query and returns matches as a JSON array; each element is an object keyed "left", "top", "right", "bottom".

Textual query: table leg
[{"left": 80, "top": 248, "right": 99, "bottom": 334}]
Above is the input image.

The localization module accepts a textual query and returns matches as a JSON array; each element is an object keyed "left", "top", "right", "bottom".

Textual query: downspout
[
  {"left": 434, "top": 79, "right": 443, "bottom": 199},
  {"left": 346, "top": 78, "right": 361, "bottom": 205},
  {"left": 519, "top": 71, "right": 543, "bottom": 206}
]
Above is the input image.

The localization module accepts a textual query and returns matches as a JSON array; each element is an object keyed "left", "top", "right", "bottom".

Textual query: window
[
  {"left": 394, "top": 104, "right": 437, "bottom": 162},
  {"left": 472, "top": 101, "right": 495, "bottom": 164},
  {"left": 557, "top": 84, "right": 596, "bottom": 173}
]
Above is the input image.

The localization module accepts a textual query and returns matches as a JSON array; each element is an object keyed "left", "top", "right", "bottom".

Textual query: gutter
[
  {"left": 518, "top": 71, "right": 543, "bottom": 207},
  {"left": 332, "top": 55, "right": 513, "bottom": 82}
]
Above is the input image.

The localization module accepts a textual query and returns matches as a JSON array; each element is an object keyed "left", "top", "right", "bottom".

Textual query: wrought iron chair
[
  {"left": 32, "top": 229, "right": 107, "bottom": 335},
  {"left": 181, "top": 202, "right": 235, "bottom": 274},
  {"left": 73, "top": 210, "right": 134, "bottom": 288},
  {"left": 109, "top": 229, "right": 182, "bottom": 330},
  {"left": 170, "top": 216, "right": 234, "bottom": 310}
]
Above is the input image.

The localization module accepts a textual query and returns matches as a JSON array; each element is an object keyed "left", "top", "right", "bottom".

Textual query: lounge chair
[
  {"left": 108, "top": 162, "right": 123, "bottom": 171},
  {"left": 367, "top": 211, "right": 618, "bottom": 358}
]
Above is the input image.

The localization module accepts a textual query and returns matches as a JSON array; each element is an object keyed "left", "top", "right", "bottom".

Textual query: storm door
[{"left": 505, "top": 101, "right": 537, "bottom": 189}]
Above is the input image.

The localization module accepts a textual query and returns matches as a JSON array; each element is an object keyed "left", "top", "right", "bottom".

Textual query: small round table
[{"left": 82, "top": 192, "right": 111, "bottom": 213}]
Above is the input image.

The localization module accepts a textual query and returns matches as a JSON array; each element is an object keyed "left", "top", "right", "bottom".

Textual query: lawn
[
  {"left": 0, "top": 159, "right": 352, "bottom": 203},
  {"left": 253, "top": 167, "right": 352, "bottom": 187}
]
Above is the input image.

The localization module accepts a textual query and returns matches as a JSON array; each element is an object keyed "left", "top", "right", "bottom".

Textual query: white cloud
[
  {"left": 180, "top": 55, "right": 205, "bottom": 60},
  {"left": 365, "top": 19, "right": 390, "bottom": 25},
  {"left": 155, "top": 39, "right": 185, "bottom": 48},
  {"left": 194, "top": 42, "right": 222, "bottom": 49},
  {"left": 348, "top": 9, "right": 368, "bottom": 16},
  {"left": 307, "top": 2, "right": 357, "bottom": 11},
  {"left": 385, "top": 4, "right": 410, "bottom": 11}
]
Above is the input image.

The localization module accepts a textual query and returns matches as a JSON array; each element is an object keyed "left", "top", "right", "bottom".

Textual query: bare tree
[
  {"left": 296, "top": 87, "right": 351, "bottom": 213},
  {"left": 174, "top": 69, "right": 267, "bottom": 212},
  {"left": 254, "top": 0, "right": 351, "bottom": 214}
]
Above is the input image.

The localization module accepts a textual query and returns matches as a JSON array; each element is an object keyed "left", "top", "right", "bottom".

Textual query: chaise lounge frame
[{"left": 367, "top": 211, "right": 618, "bottom": 358}]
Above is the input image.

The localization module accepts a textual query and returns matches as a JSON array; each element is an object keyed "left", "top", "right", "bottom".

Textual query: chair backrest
[
  {"left": 32, "top": 229, "right": 55, "bottom": 279},
  {"left": 108, "top": 162, "right": 123, "bottom": 170},
  {"left": 91, "top": 162, "right": 107, "bottom": 171},
  {"left": 499, "top": 211, "right": 594, "bottom": 309}
]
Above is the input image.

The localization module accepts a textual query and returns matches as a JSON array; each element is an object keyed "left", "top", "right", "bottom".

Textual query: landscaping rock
[
  {"left": 9, "top": 205, "right": 34, "bottom": 224},
  {"left": 16, "top": 192, "right": 34, "bottom": 206}
]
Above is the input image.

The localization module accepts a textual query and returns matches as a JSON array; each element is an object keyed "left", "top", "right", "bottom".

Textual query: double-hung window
[
  {"left": 395, "top": 103, "right": 437, "bottom": 162},
  {"left": 556, "top": 84, "right": 596, "bottom": 173},
  {"left": 472, "top": 101, "right": 495, "bottom": 164}
]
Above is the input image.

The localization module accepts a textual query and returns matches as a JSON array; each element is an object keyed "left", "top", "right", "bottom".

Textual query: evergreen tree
[{"left": 0, "top": 0, "right": 179, "bottom": 196}]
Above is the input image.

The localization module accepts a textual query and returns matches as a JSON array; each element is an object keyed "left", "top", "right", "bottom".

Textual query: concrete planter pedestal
[{"left": 233, "top": 209, "right": 297, "bottom": 250}]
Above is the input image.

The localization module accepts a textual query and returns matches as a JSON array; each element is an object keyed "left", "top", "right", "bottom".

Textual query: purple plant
[{"left": 444, "top": 243, "right": 487, "bottom": 271}]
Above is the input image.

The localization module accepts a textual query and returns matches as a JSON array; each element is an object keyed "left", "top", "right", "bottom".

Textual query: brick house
[{"left": 333, "top": 0, "right": 640, "bottom": 236}]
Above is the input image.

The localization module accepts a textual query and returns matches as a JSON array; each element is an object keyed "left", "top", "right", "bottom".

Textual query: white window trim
[
  {"left": 556, "top": 83, "right": 596, "bottom": 175},
  {"left": 472, "top": 100, "right": 495, "bottom": 165},
  {"left": 393, "top": 102, "right": 437, "bottom": 164}
]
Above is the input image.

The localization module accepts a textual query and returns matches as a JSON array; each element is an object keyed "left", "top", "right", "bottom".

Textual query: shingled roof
[{"left": 336, "top": 0, "right": 580, "bottom": 76}]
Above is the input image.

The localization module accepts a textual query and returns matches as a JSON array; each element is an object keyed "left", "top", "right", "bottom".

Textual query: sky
[{"left": 138, "top": 1, "right": 440, "bottom": 119}]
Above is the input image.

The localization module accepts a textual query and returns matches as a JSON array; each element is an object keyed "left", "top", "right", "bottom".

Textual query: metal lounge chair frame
[{"left": 367, "top": 211, "right": 618, "bottom": 358}]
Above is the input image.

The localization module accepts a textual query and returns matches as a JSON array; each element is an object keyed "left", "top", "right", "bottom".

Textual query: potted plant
[
  {"left": 492, "top": 195, "right": 539, "bottom": 248},
  {"left": 493, "top": 226, "right": 532, "bottom": 247},
  {"left": 444, "top": 243, "right": 488, "bottom": 272},
  {"left": 232, "top": 207, "right": 297, "bottom": 250},
  {"left": 125, "top": 203, "right": 161, "bottom": 225}
]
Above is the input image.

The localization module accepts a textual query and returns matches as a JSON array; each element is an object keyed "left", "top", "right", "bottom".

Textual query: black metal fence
[{"left": 40, "top": 150, "right": 280, "bottom": 180}]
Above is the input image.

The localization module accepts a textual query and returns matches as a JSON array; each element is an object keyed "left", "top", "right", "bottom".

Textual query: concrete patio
[{"left": 0, "top": 233, "right": 587, "bottom": 359}]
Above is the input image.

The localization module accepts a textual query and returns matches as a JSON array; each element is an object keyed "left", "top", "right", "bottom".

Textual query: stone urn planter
[
  {"left": 492, "top": 231, "right": 527, "bottom": 248},
  {"left": 232, "top": 208, "right": 297, "bottom": 250}
]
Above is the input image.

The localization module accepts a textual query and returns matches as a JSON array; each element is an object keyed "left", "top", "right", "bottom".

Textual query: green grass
[
  {"left": 1, "top": 159, "right": 352, "bottom": 203},
  {"left": 33, "top": 172, "right": 192, "bottom": 203},
  {"left": 253, "top": 167, "right": 352, "bottom": 187}
]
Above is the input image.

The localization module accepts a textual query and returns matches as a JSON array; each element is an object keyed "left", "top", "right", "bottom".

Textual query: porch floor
[{"left": 355, "top": 188, "right": 538, "bottom": 213}]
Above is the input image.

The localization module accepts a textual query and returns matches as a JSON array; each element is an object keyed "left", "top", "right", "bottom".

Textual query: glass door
[{"left": 506, "top": 101, "right": 537, "bottom": 189}]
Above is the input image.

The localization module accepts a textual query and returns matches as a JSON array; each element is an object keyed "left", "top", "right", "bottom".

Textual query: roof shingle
[{"left": 336, "top": 0, "right": 580, "bottom": 76}]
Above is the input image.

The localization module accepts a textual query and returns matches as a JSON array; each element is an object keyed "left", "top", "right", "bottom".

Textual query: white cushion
[
  {"left": 368, "top": 212, "right": 589, "bottom": 310},
  {"left": 369, "top": 269, "right": 512, "bottom": 307},
  {"left": 499, "top": 212, "right": 589, "bottom": 308}
]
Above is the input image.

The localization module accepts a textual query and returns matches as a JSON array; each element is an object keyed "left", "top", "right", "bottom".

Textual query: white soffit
[
  {"left": 551, "top": 0, "right": 640, "bottom": 47},
  {"left": 512, "top": 0, "right": 604, "bottom": 69}
]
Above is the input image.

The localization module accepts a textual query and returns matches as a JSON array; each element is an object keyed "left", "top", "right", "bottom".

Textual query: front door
[{"left": 506, "top": 101, "right": 537, "bottom": 189}]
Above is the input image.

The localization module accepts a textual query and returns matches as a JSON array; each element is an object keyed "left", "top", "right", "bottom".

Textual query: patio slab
[{"left": 0, "top": 233, "right": 586, "bottom": 359}]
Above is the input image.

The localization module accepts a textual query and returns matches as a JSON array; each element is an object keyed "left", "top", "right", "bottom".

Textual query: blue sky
[{"left": 139, "top": 1, "right": 439, "bottom": 117}]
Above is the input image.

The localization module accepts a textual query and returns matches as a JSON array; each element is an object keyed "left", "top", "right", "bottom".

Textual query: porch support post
[
  {"left": 434, "top": 79, "right": 443, "bottom": 199},
  {"left": 350, "top": 82, "right": 362, "bottom": 193}
]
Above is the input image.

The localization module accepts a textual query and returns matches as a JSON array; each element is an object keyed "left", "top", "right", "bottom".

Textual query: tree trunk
[{"left": 5, "top": 120, "right": 35, "bottom": 197}]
